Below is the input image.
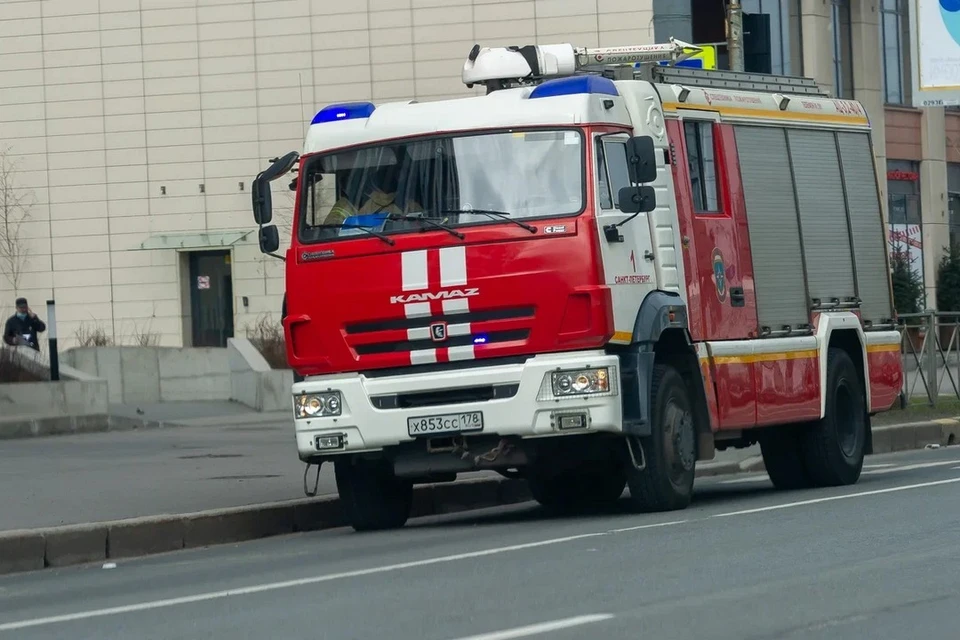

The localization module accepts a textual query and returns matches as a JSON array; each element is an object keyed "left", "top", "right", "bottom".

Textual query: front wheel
[
  {"left": 624, "top": 363, "right": 697, "bottom": 512},
  {"left": 335, "top": 458, "right": 413, "bottom": 532}
]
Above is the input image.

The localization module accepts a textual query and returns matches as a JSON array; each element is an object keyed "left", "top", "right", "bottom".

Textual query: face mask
[{"left": 16, "top": 313, "right": 26, "bottom": 321}]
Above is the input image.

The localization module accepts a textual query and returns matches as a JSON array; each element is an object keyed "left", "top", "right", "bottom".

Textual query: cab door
[
  {"left": 593, "top": 132, "right": 657, "bottom": 342},
  {"left": 667, "top": 112, "right": 759, "bottom": 429},
  {"left": 667, "top": 113, "right": 757, "bottom": 341}
]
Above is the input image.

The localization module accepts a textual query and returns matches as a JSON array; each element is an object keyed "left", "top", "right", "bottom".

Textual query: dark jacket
[{"left": 3, "top": 314, "right": 46, "bottom": 351}]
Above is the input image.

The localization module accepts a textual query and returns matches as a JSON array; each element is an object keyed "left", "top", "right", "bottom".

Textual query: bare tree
[{"left": 0, "top": 147, "right": 34, "bottom": 293}]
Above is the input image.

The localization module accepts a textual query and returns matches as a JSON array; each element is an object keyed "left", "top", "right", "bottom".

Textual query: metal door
[{"left": 189, "top": 251, "right": 234, "bottom": 347}]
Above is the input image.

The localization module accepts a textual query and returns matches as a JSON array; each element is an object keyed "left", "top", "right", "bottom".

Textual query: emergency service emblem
[
  {"left": 712, "top": 248, "right": 727, "bottom": 303},
  {"left": 429, "top": 321, "right": 448, "bottom": 342}
]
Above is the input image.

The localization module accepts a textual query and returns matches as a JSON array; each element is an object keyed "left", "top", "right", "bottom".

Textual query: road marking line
[
  {"left": 862, "top": 460, "right": 960, "bottom": 475},
  {"left": 0, "top": 522, "right": 683, "bottom": 632},
  {"left": 712, "top": 476, "right": 960, "bottom": 518},
  {"left": 446, "top": 614, "right": 614, "bottom": 640},
  {"left": 864, "top": 463, "right": 895, "bottom": 469},
  {"left": 606, "top": 521, "right": 688, "bottom": 534}
]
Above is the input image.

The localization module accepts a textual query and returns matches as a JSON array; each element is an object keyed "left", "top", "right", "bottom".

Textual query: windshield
[{"left": 297, "top": 128, "right": 584, "bottom": 243}]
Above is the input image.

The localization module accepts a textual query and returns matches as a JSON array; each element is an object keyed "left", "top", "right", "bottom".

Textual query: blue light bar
[
  {"left": 529, "top": 75, "right": 619, "bottom": 100},
  {"left": 311, "top": 102, "right": 376, "bottom": 124}
]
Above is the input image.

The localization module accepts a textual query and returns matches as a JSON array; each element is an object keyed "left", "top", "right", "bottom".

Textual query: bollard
[{"left": 46, "top": 299, "right": 59, "bottom": 382}]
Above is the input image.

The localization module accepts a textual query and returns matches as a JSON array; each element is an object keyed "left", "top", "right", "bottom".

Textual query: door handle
[{"left": 730, "top": 287, "right": 745, "bottom": 308}]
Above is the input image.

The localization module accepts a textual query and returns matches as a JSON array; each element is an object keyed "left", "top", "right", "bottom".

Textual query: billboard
[{"left": 911, "top": 0, "right": 960, "bottom": 107}]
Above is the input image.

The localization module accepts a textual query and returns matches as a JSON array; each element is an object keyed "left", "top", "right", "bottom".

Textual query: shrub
[
  {"left": 127, "top": 322, "right": 161, "bottom": 347},
  {"left": 936, "top": 241, "right": 960, "bottom": 313},
  {"left": 246, "top": 313, "right": 288, "bottom": 369},
  {"left": 75, "top": 323, "right": 113, "bottom": 347},
  {"left": 891, "top": 252, "right": 925, "bottom": 320}
]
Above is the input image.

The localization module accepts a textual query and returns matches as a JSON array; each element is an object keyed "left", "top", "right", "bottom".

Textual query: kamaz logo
[{"left": 390, "top": 288, "right": 480, "bottom": 304}]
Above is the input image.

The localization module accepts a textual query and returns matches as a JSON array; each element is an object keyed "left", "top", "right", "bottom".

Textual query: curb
[
  {"left": 1, "top": 420, "right": 957, "bottom": 576},
  {"left": 0, "top": 414, "right": 286, "bottom": 440}
]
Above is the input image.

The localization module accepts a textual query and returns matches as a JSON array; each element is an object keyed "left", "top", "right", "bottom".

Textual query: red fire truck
[{"left": 251, "top": 39, "right": 903, "bottom": 532}]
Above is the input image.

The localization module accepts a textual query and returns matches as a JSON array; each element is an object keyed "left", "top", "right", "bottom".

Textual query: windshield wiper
[
  {"left": 310, "top": 223, "right": 395, "bottom": 245},
  {"left": 388, "top": 213, "right": 465, "bottom": 240},
  {"left": 439, "top": 209, "right": 536, "bottom": 234}
]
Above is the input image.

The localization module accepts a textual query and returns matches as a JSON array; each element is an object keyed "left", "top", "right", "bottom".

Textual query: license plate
[{"left": 407, "top": 411, "right": 484, "bottom": 437}]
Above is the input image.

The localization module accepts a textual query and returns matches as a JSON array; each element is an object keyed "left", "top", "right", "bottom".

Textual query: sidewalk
[{"left": 0, "top": 412, "right": 759, "bottom": 533}]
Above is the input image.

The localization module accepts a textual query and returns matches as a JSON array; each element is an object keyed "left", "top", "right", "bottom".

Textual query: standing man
[{"left": 4, "top": 297, "right": 46, "bottom": 351}]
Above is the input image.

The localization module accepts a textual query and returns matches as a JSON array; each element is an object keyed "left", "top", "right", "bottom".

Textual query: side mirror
[
  {"left": 625, "top": 136, "right": 658, "bottom": 184},
  {"left": 252, "top": 177, "right": 273, "bottom": 225},
  {"left": 261, "top": 151, "right": 300, "bottom": 182},
  {"left": 617, "top": 186, "right": 657, "bottom": 214},
  {"left": 259, "top": 224, "right": 280, "bottom": 254}
]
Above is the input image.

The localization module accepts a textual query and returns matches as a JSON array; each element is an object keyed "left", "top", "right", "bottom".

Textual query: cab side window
[
  {"left": 596, "top": 141, "right": 613, "bottom": 210},
  {"left": 595, "top": 137, "right": 631, "bottom": 211},
  {"left": 683, "top": 120, "right": 720, "bottom": 213}
]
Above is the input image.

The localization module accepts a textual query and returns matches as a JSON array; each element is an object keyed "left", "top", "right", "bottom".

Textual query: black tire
[
  {"left": 334, "top": 458, "right": 413, "bottom": 532},
  {"left": 624, "top": 364, "right": 697, "bottom": 512},
  {"left": 758, "top": 425, "right": 813, "bottom": 490},
  {"left": 802, "top": 348, "right": 867, "bottom": 487},
  {"left": 527, "top": 464, "right": 626, "bottom": 513}
]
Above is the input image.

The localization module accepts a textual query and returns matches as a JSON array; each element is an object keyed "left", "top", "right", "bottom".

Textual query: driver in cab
[{"left": 323, "top": 166, "right": 421, "bottom": 226}]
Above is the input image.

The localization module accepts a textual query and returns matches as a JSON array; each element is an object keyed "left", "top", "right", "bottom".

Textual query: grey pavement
[
  {"left": 0, "top": 445, "right": 957, "bottom": 639},
  {"left": 0, "top": 414, "right": 761, "bottom": 532}
]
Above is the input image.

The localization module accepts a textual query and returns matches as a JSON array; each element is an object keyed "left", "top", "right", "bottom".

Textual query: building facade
[{"left": 0, "top": 0, "right": 953, "bottom": 348}]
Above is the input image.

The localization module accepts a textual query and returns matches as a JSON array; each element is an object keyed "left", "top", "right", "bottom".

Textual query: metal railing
[{"left": 897, "top": 311, "right": 960, "bottom": 406}]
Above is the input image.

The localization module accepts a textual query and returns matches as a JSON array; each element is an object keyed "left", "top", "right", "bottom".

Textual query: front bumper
[{"left": 291, "top": 350, "right": 623, "bottom": 460}]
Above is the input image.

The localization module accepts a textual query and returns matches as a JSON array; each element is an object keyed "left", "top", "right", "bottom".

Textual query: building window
[
  {"left": 684, "top": 121, "right": 720, "bottom": 213},
  {"left": 887, "top": 160, "right": 924, "bottom": 297},
  {"left": 831, "top": 0, "right": 854, "bottom": 98},
  {"left": 880, "top": 0, "right": 910, "bottom": 105},
  {"left": 950, "top": 163, "right": 960, "bottom": 248},
  {"left": 740, "top": 0, "right": 793, "bottom": 75}
]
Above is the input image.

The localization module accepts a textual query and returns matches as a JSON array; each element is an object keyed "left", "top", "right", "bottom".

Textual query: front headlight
[
  {"left": 551, "top": 367, "right": 611, "bottom": 396},
  {"left": 294, "top": 391, "right": 342, "bottom": 418}
]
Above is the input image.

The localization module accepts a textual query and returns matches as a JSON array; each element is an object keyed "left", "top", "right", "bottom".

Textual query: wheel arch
[
  {"left": 281, "top": 292, "right": 305, "bottom": 384},
  {"left": 614, "top": 290, "right": 714, "bottom": 460},
  {"left": 817, "top": 313, "right": 872, "bottom": 455}
]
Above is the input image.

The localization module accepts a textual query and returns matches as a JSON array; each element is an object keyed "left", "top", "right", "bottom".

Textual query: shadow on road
[{"left": 410, "top": 481, "right": 779, "bottom": 531}]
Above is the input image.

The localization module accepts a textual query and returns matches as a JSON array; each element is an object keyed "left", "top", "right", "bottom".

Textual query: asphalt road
[
  {"left": 1, "top": 446, "right": 959, "bottom": 640},
  {"left": 0, "top": 422, "right": 755, "bottom": 531}
]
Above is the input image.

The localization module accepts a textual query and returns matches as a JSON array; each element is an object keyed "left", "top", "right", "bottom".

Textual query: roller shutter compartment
[
  {"left": 786, "top": 129, "right": 857, "bottom": 306},
  {"left": 734, "top": 125, "right": 809, "bottom": 333},
  {"left": 837, "top": 132, "right": 894, "bottom": 326}
]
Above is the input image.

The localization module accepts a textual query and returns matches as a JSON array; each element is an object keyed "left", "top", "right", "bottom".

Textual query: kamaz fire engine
[{"left": 251, "top": 38, "right": 903, "bottom": 532}]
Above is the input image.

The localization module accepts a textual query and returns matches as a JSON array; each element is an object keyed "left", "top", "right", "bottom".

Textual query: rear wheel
[
  {"left": 335, "top": 458, "right": 413, "bottom": 532},
  {"left": 624, "top": 364, "right": 697, "bottom": 512},
  {"left": 527, "top": 464, "right": 626, "bottom": 513},
  {"left": 802, "top": 348, "right": 867, "bottom": 487}
]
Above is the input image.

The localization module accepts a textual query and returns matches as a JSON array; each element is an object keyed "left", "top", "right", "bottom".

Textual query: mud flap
[{"left": 619, "top": 346, "right": 655, "bottom": 437}]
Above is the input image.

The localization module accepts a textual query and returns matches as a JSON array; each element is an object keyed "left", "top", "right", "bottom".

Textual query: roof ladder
[{"left": 642, "top": 65, "right": 828, "bottom": 97}]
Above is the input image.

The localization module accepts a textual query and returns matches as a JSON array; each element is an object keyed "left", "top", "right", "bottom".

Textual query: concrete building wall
[{"left": 0, "top": 0, "right": 655, "bottom": 348}]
